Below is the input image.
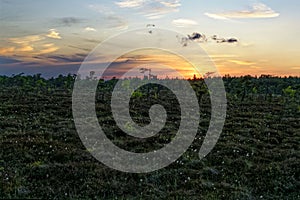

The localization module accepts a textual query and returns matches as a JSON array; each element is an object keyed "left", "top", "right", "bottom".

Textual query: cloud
[
  {"left": 5, "top": 35, "right": 44, "bottom": 54},
  {"left": 46, "top": 54, "right": 87, "bottom": 63},
  {"left": 89, "top": 4, "right": 115, "bottom": 15},
  {"left": 204, "top": 13, "right": 230, "bottom": 21},
  {"left": 291, "top": 67, "right": 300, "bottom": 70},
  {"left": 176, "top": 32, "right": 207, "bottom": 47},
  {"left": 205, "top": 3, "right": 280, "bottom": 20},
  {"left": 39, "top": 46, "right": 60, "bottom": 54},
  {"left": 223, "top": 38, "right": 238, "bottom": 43},
  {"left": 84, "top": 27, "right": 97, "bottom": 32},
  {"left": 160, "top": 0, "right": 181, "bottom": 8},
  {"left": 39, "top": 43, "right": 59, "bottom": 54},
  {"left": 0, "top": 56, "right": 22, "bottom": 64},
  {"left": 9, "top": 35, "right": 44, "bottom": 45},
  {"left": 115, "top": 0, "right": 181, "bottom": 19},
  {"left": 210, "top": 54, "right": 238, "bottom": 59},
  {"left": 18, "top": 45, "right": 34, "bottom": 52},
  {"left": 115, "top": 0, "right": 181, "bottom": 9},
  {"left": 188, "top": 32, "right": 205, "bottom": 40},
  {"left": 0, "top": 47, "right": 16, "bottom": 55},
  {"left": 1, "top": 32, "right": 60, "bottom": 58},
  {"left": 212, "top": 35, "right": 238, "bottom": 43},
  {"left": 43, "top": 43, "right": 54, "bottom": 48},
  {"left": 177, "top": 32, "right": 238, "bottom": 47},
  {"left": 68, "top": 45, "right": 91, "bottom": 52},
  {"left": 0, "top": 60, "right": 81, "bottom": 78},
  {"left": 115, "top": 0, "right": 145, "bottom": 8},
  {"left": 250, "top": 66, "right": 262, "bottom": 69},
  {"left": 104, "top": 15, "right": 128, "bottom": 30},
  {"left": 172, "top": 18, "right": 198, "bottom": 27},
  {"left": 143, "top": 1, "right": 181, "bottom": 19},
  {"left": 56, "top": 17, "right": 84, "bottom": 27},
  {"left": 89, "top": 4, "right": 128, "bottom": 29},
  {"left": 228, "top": 60, "right": 255, "bottom": 66},
  {"left": 46, "top": 29, "right": 61, "bottom": 39}
]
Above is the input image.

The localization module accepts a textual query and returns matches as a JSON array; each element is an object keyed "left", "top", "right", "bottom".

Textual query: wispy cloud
[
  {"left": 39, "top": 43, "right": 60, "bottom": 54},
  {"left": 46, "top": 53, "right": 87, "bottom": 63},
  {"left": 291, "top": 66, "right": 300, "bottom": 70},
  {"left": 89, "top": 4, "right": 115, "bottom": 14},
  {"left": 115, "top": 0, "right": 145, "bottom": 8},
  {"left": 9, "top": 35, "right": 44, "bottom": 45},
  {"left": 160, "top": 0, "right": 181, "bottom": 8},
  {"left": 205, "top": 3, "right": 280, "bottom": 20},
  {"left": 172, "top": 18, "right": 198, "bottom": 27},
  {"left": 209, "top": 54, "right": 238, "bottom": 62},
  {"left": 6, "top": 35, "right": 44, "bottom": 54},
  {"left": 89, "top": 4, "right": 128, "bottom": 29},
  {"left": 115, "top": 0, "right": 181, "bottom": 19},
  {"left": 46, "top": 29, "right": 62, "bottom": 39},
  {"left": 105, "top": 15, "right": 128, "bottom": 30},
  {"left": 210, "top": 54, "right": 238, "bottom": 59},
  {"left": 0, "top": 32, "right": 60, "bottom": 58},
  {"left": 250, "top": 66, "right": 262, "bottom": 69},
  {"left": 18, "top": 45, "right": 34, "bottom": 52},
  {"left": 228, "top": 60, "right": 255, "bottom": 66}
]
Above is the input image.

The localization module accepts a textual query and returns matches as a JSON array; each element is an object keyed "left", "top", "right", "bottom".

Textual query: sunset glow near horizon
[{"left": 0, "top": 0, "right": 299, "bottom": 78}]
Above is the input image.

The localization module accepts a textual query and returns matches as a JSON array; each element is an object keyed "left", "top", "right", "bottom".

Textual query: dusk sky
[{"left": 0, "top": 0, "right": 300, "bottom": 77}]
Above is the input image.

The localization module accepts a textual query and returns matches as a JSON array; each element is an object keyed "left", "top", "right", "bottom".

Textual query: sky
[{"left": 0, "top": 0, "right": 300, "bottom": 78}]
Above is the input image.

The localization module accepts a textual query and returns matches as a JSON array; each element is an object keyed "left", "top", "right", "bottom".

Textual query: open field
[{"left": 0, "top": 75, "right": 299, "bottom": 199}]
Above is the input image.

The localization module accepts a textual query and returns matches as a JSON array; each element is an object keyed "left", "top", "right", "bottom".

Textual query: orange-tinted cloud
[
  {"left": 18, "top": 45, "right": 34, "bottom": 52},
  {"left": 9, "top": 35, "right": 44, "bottom": 45},
  {"left": 46, "top": 29, "right": 62, "bottom": 39},
  {"left": 38, "top": 46, "right": 59, "bottom": 54},
  {"left": 101, "top": 50, "right": 199, "bottom": 79},
  {"left": 0, "top": 47, "right": 15, "bottom": 55},
  {"left": 0, "top": 32, "right": 60, "bottom": 60},
  {"left": 228, "top": 60, "right": 255, "bottom": 66}
]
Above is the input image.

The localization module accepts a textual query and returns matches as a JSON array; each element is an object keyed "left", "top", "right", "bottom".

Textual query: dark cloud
[
  {"left": 212, "top": 35, "right": 238, "bottom": 43},
  {"left": 68, "top": 45, "right": 91, "bottom": 52},
  {"left": 226, "top": 38, "right": 238, "bottom": 43},
  {"left": 56, "top": 17, "right": 84, "bottom": 27},
  {"left": 188, "top": 32, "right": 205, "bottom": 40},
  {"left": 146, "top": 24, "right": 156, "bottom": 34},
  {"left": 176, "top": 35, "right": 189, "bottom": 47},
  {"left": 146, "top": 24, "right": 155, "bottom": 28},
  {"left": 99, "top": 55, "right": 161, "bottom": 79},
  {"left": 46, "top": 54, "right": 87, "bottom": 63},
  {"left": 177, "top": 32, "right": 207, "bottom": 47},
  {"left": 83, "top": 38, "right": 102, "bottom": 44},
  {"left": 177, "top": 32, "right": 238, "bottom": 47},
  {"left": 0, "top": 56, "right": 22, "bottom": 64}
]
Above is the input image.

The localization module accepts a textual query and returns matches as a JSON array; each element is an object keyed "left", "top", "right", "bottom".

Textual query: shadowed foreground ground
[{"left": 1, "top": 76, "right": 299, "bottom": 199}]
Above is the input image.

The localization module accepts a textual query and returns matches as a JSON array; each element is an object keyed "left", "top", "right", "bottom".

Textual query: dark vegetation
[{"left": 0, "top": 73, "right": 299, "bottom": 199}]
